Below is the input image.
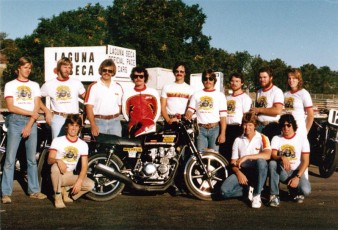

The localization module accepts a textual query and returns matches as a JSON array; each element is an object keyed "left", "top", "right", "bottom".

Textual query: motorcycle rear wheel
[
  {"left": 184, "top": 152, "right": 228, "bottom": 201},
  {"left": 319, "top": 142, "right": 338, "bottom": 178},
  {"left": 86, "top": 154, "right": 125, "bottom": 201}
]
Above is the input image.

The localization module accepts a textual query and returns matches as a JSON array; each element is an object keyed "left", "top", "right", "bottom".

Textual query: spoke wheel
[
  {"left": 86, "top": 154, "right": 125, "bottom": 201},
  {"left": 184, "top": 152, "right": 228, "bottom": 200},
  {"left": 319, "top": 142, "right": 338, "bottom": 178}
]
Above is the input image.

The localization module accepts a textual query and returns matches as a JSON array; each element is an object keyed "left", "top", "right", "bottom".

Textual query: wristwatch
[{"left": 296, "top": 174, "right": 301, "bottom": 178}]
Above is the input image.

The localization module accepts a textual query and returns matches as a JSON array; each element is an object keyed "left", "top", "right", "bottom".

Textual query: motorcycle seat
[{"left": 95, "top": 133, "right": 142, "bottom": 146}]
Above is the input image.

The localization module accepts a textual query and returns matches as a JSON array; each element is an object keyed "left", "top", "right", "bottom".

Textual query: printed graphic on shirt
[
  {"left": 284, "top": 97, "right": 294, "bottom": 111},
  {"left": 278, "top": 144, "right": 296, "bottom": 160},
  {"left": 167, "top": 92, "right": 190, "bottom": 99},
  {"left": 56, "top": 85, "right": 72, "bottom": 100},
  {"left": 16, "top": 86, "right": 32, "bottom": 101},
  {"left": 62, "top": 146, "right": 79, "bottom": 162},
  {"left": 198, "top": 96, "right": 213, "bottom": 110},
  {"left": 227, "top": 100, "right": 236, "bottom": 114},
  {"left": 256, "top": 96, "right": 268, "bottom": 108}
]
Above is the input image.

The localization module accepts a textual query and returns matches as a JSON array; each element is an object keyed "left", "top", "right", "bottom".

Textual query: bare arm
[
  {"left": 47, "top": 149, "right": 67, "bottom": 174},
  {"left": 237, "top": 148, "right": 271, "bottom": 168},
  {"left": 288, "top": 153, "right": 309, "bottom": 188},
  {"left": 218, "top": 116, "right": 226, "bottom": 144},
  {"left": 72, "top": 156, "right": 89, "bottom": 195},
  {"left": 251, "top": 103, "right": 283, "bottom": 116},
  {"left": 86, "top": 104, "right": 99, "bottom": 136},
  {"left": 305, "top": 107, "right": 314, "bottom": 133},
  {"left": 39, "top": 99, "right": 52, "bottom": 125}
]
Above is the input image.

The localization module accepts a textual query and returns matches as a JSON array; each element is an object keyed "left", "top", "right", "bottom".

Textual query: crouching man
[
  {"left": 47, "top": 114, "right": 94, "bottom": 208},
  {"left": 220, "top": 112, "right": 271, "bottom": 208},
  {"left": 268, "top": 114, "right": 311, "bottom": 207}
]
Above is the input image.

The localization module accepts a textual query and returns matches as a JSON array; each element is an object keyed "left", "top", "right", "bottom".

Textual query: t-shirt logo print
[
  {"left": 16, "top": 86, "right": 32, "bottom": 101},
  {"left": 227, "top": 100, "right": 236, "bottom": 114},
  {"left": 62, "top": 146, "right": 78, "bottom": 162},
  {"left": 56, "top": 85, "right": 72, "bottom": 101},
  {"left": 279, "top": 144, "right": 296, "bottom": 159},
  {"left": 198, "top": 96, "right": 213, "bottom": 110},
  {"left": 284, "top": 97, "right": 295, "bottom": 111},
  {"left": 256, "top": 96, "right": 268, "bottom": 108}
]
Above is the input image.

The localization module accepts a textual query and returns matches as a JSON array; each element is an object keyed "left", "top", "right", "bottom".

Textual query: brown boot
[
  {"left": 54, "top": 194, "right": 66, "bottom": 208},
  {"left": 62, "top": 187, "right": 73, "bottom": 203}
]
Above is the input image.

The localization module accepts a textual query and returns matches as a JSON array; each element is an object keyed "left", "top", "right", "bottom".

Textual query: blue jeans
[
  {"left": 1, "top": 114, "right": 40, "bottom": 195},
  {"left": 221, "top": 159, "right": 268, "bottom": 198},
  {"left": 51, "top": 114, "right": 66, "bottom": 139},
  {"left": 95, "top": 118, "right": 122, "bottom": 137},
  {"left": 196, "top": 126, "right": 219, "bottom": 152},
  {"left": 269, "top": 160, "right": 311, "bottom": 196}
]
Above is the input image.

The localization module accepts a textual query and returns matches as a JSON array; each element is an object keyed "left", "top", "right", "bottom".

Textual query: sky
[{"left": 1, "top": 0, "right": 338, "bottom": 71}]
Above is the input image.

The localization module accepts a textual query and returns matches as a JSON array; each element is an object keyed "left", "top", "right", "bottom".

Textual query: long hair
[
  {"left": 98, "top": 59, "right": 116, "bottom": 76},
  {"left": 278, "top": 114, "right": 298, "bottom": 131},
  {"left": 15, "top": 57, "right": 33, "bottom": 76},
  {"left": 287, "top": 68, "right": 303, "bottom": 90},
  {"left": 64, "top": 114, "right": 83, "bottom": 134},
  {"left": 56, "top": 57, "right": 73, "bottom": 74},
  {"left": 130, "top": 66, "right": 149, "bottom": 83}
]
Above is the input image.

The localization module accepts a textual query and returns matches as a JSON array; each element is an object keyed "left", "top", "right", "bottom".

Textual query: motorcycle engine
[{"left": 134, "top": 145, "right": 177, "bottom": 181}]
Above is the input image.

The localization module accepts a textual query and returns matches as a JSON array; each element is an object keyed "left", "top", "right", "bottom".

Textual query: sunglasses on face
[
  {"left": 102, "top": 69, "right": 114, "bottom": 74},
  {"left": 175, "top": 70, "right": 185, "bottom": 74},
  {"left": 202, "top": 77, "right": 215, "bottom": 82},
  {"left": 132, "top": 74, "right": 144, "bottom": 79},
  {"left": 281, "top": 123, "right": 292, "bottom": 128}
]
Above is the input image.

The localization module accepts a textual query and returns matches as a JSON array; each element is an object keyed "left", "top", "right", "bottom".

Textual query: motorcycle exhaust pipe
[{"left": 95, "top": 163, "right": 145, "bottom": 190}]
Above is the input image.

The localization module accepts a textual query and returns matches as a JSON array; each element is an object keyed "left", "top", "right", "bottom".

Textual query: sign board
[
  {"left": 190, "top": 72, "right": 224, "bottom": 93},
  {"left": 44, "top": 45, "right": 136, "bottom": 82}
]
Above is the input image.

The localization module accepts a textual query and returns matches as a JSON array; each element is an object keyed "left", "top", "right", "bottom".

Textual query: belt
[
  {"left": 168, "top": 114, "right": 184, "bottom": 119},
  {"left": 94, "top": 114, "right": 119, "bottom": 120},
  {"left": 53, "top": 111, "right": 77, "bottom": 118},
  {"left": 198, "top": 122, "right": 219, "bottom": 129}
]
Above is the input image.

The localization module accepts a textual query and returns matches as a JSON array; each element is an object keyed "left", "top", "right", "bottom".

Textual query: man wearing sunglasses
[
  {"left": 250, "top": 67, "right": 284, "bottom": 140},
  {"left": 122, "top": 67, "right": 160, "bottom": 137},
  {"left": 161, "top": 61, "right": 194, "bottom": 125},
  {"left": 85, "top": 59, "right": 123, "bottom": 137},
  {"left": 186, "top": 69, "right": 227, "bottom": 152},
  {"left": 268, "top": 114, "right": 311, "bottom": 207},
  {"left": 40, "top": 57, "right": 86, "bottom": 139}
]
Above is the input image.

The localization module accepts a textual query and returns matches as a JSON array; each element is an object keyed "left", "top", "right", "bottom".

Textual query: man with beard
[
  {"left": 85, "top": 59, "right": 123, "bottom": 137},
  {"left": 122, "top": 67, "right": 161, "bottom": 137},
  {"left": 161, "top": 61, "right": 194, "bottom": 125},
  {"left": 250, "top": 67, "right": 283, "bottom": 140},
  {"left": 41, "top": 57, "right": 86, "bottom": 139},
  {"left": 223, "top": 73, "right": 252, "bottom": 160}
]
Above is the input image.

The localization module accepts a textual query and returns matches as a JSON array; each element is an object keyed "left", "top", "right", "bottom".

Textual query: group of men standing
[{"left": 2, "top": 56, "right": 312, "bottom": 210}]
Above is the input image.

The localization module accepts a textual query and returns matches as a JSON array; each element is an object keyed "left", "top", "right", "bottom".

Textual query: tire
[
  {"left": 37, "top": 148, "right": 49, "bottom": 188},
  {"left": 184, "top": 152, "right": 228, "bottom": 201},
  {"left": 86, "top": 154, "right": 125, "bottom": 202},
  {"left": 319, "top": 142, "right": 338, "bottom": 178}
]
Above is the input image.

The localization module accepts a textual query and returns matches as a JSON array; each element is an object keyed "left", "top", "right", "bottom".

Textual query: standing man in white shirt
[
  {"left": 250, "top": 67, "right": 284, "bottom": 140},
  {"left": 41, "top": 57, "right": 86, "bottom": 139},
  {"left": 85, "top": 59, "right": 123, "bottom": 137},
  {"left": 224, "top": 72, "right": 252, "bottom": 160},
  {"left": 161, "top": 61, "right": 194, "bottom": 125},
  {"left": 186, "top": 69, "right": 227, "bottom": 152}
]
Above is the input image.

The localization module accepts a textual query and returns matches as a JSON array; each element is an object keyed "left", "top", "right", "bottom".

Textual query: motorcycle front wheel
[
  {"left": 319, "top": 141, "right": 338, "bottom": 178},
  {"left": 184, "top": 152, "right": 228, "bottom": 201},
  {"left": 86, "top": 154, "right": 125, "bottom": 201}
]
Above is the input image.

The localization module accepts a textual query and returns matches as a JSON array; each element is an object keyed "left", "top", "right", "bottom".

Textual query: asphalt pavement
[{"left": 1, "top": 164, "right": 337, "bottom": 230}]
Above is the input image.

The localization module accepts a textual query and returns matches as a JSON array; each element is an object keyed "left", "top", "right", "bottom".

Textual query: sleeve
[
  {"left": 231, "top": 137, "right": 240, "bottom": 160},
  {"left": 261, "top": 134, "right": 271, "bottom": 150},
  {"left": 302, "top": 89, "right": 313, "bottom": 108},
  {"left": 78, "top": 81, "right": 86, "bottom": 96},
  {"left": 121, "top": 91, "right": 130, "bottom": 121},
  {"left": 160, "top": 85, "right": 168, "bottom": 98},
  {"left": 187, "top": 92, "right": 197, "bottom": 112},
  {"left": 116, "top": 83, "right": 123, "bottom": 106},
  {"left": 84, "top": 82, "right": 96, "bottom": 105},
  {"left": 219, "top": 93, "right": 227, "bottom": 117},
  {"left": 153, "top": 90, "right": 161, "bottom": 122},
  {"left": 80, "top": 141, "right": 89, "bottom": 156},
  {"left": 301, "top": 138, "right": 310, "bottom": 153},
  {"left": 273, "top": 87, "right": 284, "bottom": 105},
  {"left": 243, "top": 94, "right": 252, "bottom": 113},
  {"left": 4, "top": 82, "right": 13, "bottom": 98},
  {"left": 270, "top": 136, "right": 279, "bottom": 150},
  {"left": 33, "top": 82, "right": 41, "bottom": 98},
  {"left": 40, "top": 82, "right": 48, "bottom": 97}
]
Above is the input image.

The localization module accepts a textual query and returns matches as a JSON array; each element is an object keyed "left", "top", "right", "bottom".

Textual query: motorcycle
[
  {"left": 308, "top": 109, "right": 338, "bottom": 178},
  {"left": 85, "top": 117, "right": 229, "bottom": 201}
]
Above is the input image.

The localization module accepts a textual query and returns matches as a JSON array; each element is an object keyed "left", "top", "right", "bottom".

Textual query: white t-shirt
[
  {"left": 84, "top": 79, "right": 123, "bottom": 115},
  {"left": 271, "top": 132, "right": 310, "bottom": 170},
  {"left": 256, "top": 85, "right": 284, "bottom": 122},
  {"left": 226, "top": 92, "right": 252, "bottom": 125},
  {"left": 41, "top": 77, "right": 85, "bottom": 114},
  {"left": 4, "top": 78, "right": 41, "bottom": 111},
  {"left": 50, "top": 135, "right": 89, "bottom": 172},
  {"left": 188, "top": 89, "right": 227, "bottom": 124},
  {"left": 232, "top": 131, "right": 271, "bottom": 159},
  {"left": 284, "top": 88, "right": 313, "bottom": 136},
  {"left": 161, "top": 82, "right": 194, "bottom": 115}
]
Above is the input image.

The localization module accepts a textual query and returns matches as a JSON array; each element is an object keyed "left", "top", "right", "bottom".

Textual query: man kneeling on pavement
[{"left": 47, "top": 114, "right": 94, "bottom": 208}]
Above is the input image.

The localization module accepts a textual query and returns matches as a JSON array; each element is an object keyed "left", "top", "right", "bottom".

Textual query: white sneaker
[
  {"left": 248, "top": 186, "right": 254, "bottom": 201},
  {"left": 252, "top": 194, "right": 262, "bottom": 208}
]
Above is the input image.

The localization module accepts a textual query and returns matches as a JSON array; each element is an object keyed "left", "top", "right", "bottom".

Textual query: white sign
[{"left": 44, "top": 45, "right": 136, "bottom": 82}]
